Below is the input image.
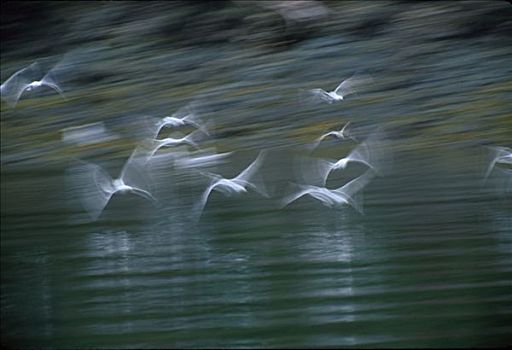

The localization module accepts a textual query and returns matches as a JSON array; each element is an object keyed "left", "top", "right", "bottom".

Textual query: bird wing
[
  {"left": 308, "top": 133, "right": 331, "bottom": 152},
  {"left": 193, "top": 181, "right": 220, "bottom": 220},
  {"left": 340, "top": 121, "right": 351, "bottom": 135},
  {"left": 183, "top": 129, "right": 207, "bottom": 150},
  {"left": 234, "top": 151, "right": 266, "bottom": 183},
  {"left": 41, "top": 71, "right": 66, "bottom": 99},
  {"left": 309, "top": 88, "right": 333, "bottom": 103},
  {"left": 131, "top": 187, "right": 157, "bottom": 203},
  {"left": 183, "top": 112, "right": 211, "bottom": 136},
  {"left": 346, "top": 129, "right": 389, "bottom": 174},
  {"left": 239, "top": 171, "right": 270, "bottom": 198},
  {"left": 482, "top": 146, "right": 511, "bottom": 183},
  {"left": 334, "top": 72, "right": 373, "bottom": 97},
  {"left": 296, "top": 156, "right": 335, "bottom": 187},
  {"left": 333, "top": 169, "right": 376, "bottom": 213},
  {"left": 346, "top": 141, "right": 374, "bottom": 168},
  {"left": 141, "top": 115, "right": 166, "bottom": 140},
  {"left": 66, "top": 160, "right": 115, "bottom": 221},
  {"left": 280, "top": 184, "right": 314, "bottom": 208},
  {"left": 0, "top": 61, "right": 41, "bottom": 107},
  {"left": 120, "top": 148, "right": 154, "bottom": 193}
]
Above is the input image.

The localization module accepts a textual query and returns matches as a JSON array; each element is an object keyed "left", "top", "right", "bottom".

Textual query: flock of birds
[{"left": 1, "top": 58, "right": 510, "bottom": 222}]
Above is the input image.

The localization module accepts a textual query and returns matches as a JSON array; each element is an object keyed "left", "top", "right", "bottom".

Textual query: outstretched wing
[
  {"left": 309, "top": 131, "right": 336, "bottom": 152},
  {"left": 120, "top": 148, "right": 154, "bottom": 192},
  {"left": 334, "top": 72, "right": 373, "bottom": 97},
  {"left": 131, "top": 187, "right": 157, "bottom": 203},
  {"left": 483, "top": 146, "right": 512, "bottom": 183},
  {"left": 280, "top": 184, "right": 314, "bottom": 208},
  {"left": 309, "top": 88, "right": 333, "bottom": 103},
  {"left": 193, "top": 181, "right": 219, "bottom": 220},
  {"left": 183, "top": 129, "right": 207, "bottom": 150},
  {"left": 183, "top": 112, "right": 211, "bottom": 136},
  {"left": 66, "top": 160, "right": 115, "bottom": 221},
  {"left": 243, "top": 170, "right": 270, "bottom": 198},
  {"left": 234, "top": 151, "right": 267, "bottom": 184},
  {"left": 297, "top": 156, "right": 336, "bottom": 187},
  {"left": 346, "top": 141, "right": 373, "bottom": 169},
  {"left": 346, "top": 129, "right": 390, "bottom": 174},
  {"left": 1, "top": 61, "right": 41, "bottom": 107},
  {"left": 41, "top": 70, "right": 66, "bottom": 99},
  {"left": 333, "top": 169, "right": 376, "bottom": 213}
]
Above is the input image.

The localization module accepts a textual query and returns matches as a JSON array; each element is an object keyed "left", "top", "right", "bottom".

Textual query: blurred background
[{"left": 1, "top": 1, "right": 511, "bottom": 348}]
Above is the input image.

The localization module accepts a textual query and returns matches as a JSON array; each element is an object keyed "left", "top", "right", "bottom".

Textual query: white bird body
[
  {"left": 67, "top": 152, "right": 156, "bottom": 221},
  {"left": 146, "top": 130, "right": 204, "bottom": 159},
  {"left": 308, "top": 73, "right": 373, "bottom": 104},
  {"left": 483, "top": 146, "right": 512, "bottom": 183},
  {"left": 1, "top": 61, "right": 66, "bottom": 107},
  {"left": 316, "top": 146, "right": 375, "bottom": 186},
  {"left": 147, "top": 103, "right": 210, "bottom": 139},
  {"left": 194, "top": 151, "right": 268, "bottom": 219},
  {"left": 311, "top": 122, "right": 355, "bottom": 151},
  {"left": 281, "top": 169, "right": 376, "bottom": 213}
]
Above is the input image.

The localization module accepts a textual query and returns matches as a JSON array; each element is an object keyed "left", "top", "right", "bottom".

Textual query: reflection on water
[{"left": 2, "top": 0, "right": 512, "bottom": 348}]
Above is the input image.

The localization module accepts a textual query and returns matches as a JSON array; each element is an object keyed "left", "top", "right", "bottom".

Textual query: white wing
[
  {"left": 193, "top": 181, "right": 220, "bottom": 220},
  {"left": 483, "top": 146, "right": 511, "bottom": 183},
  {"left": 233, "top": 151, "right": 267, "bottom": 184},
  {"left": 295, "top": 156, "right": 336, "bottom": 187},
  {"left": 141, "top": 115, "right": 166, "bottom": 139},
  {"left": 280, "top": 184, "right": 314, "bottom": 208},
  {"left": 334, "top": 73, "right": 373, "bottom": 97},
  {"left": 182, "top": 129, "right": 207, "bottom": 150},
  {"left": 130, "top": 187, "right": 157, "bottom": 203},
  {"left": 41, "top": 70, "right": 66, "bottom": 99},
  {"left": 345, "top": 129, "right": 389, "bottom": 174},
  {"left": 183, "top": 112, "right": 211, "bottom": 136},
  {"left": 120, "top": 148, "right": 154, "bottom": 193},
  {"left": 242, "top": 170, "right": 270, "bottom": 198},
  {"left": 346, "top": 142, "right": 374, "bottom": 169},
  {"left": 66, "top": 160, "right": 115, "bottom": 221},
  {"left": 309, "top": 88, "right": 334, "bottom": 103},
  {"left": 0, "top": 61, "right": 41, "bottom": 107},
  {"left": 333, "top": 169, "right": 376, "bottom": 213}
]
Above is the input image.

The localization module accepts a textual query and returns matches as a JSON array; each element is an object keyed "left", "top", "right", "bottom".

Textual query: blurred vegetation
[{"left": 1, "top": 0, "right": 511, "bottom": 169}]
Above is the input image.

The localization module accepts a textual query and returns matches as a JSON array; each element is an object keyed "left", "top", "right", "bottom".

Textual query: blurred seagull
[
  {"left": 67, "top": 152, "right": 156, "bottom": 222},
  {"left": 309, "top": 73, "right": 373, "bottom": 104},
  {"left": 310, "top": 121, "right": 356, "bottom": 151},
  {"left": 281, "top": 169, "right": 375, "bottom": 214},
  {"left": 194, "top": 151, "right": 269, "bottom": 219},
  {"left": 1, "top": 61, "right": 66, "bottom": 107},
  {"left": 483, "top": 146, "right": 512, "bottom": 183},
  {"left": 146, "top": 104, "right": 210, "bottom": 139},
  {"left": 302, "top": 130, "right": 387, "bottom": 186},
  {"left": 143, "top": 129, "right": 206, "bottom": 159}
]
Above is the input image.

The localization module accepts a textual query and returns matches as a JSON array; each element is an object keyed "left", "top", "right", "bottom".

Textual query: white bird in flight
[
  {"left": 308, "top": 73, "right": 373, "bottom": 104},
  {"left": 281, "top": 169, "right": 376, "bottom": 214},
  {"left": 193, "top": 151, "right": 269, "bottom": 219},
  {"left": 140, "top": 129, "right": 206, "bottom": 160},
  {"left": 310, "top": 121, "right": 356, "bottom": 151},
  {"left": 1, "top": 61, "right": 66, "bottom": 107},
  {"left": 67, "top": 152, "right": 156, "bottom": 222},
  {"left": 146, "top": 104, "right": 210, "bottom": 139},
  {"left": 300, "top": 129, "right": 388, "bottom": 187},
  {"left": 483, "top": 146, "right": 512, "bottom": 184}
]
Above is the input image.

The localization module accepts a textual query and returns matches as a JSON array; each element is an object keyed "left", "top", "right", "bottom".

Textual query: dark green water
[{"left": 1, "top": 1, "right": 512, "bottom": 348}]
